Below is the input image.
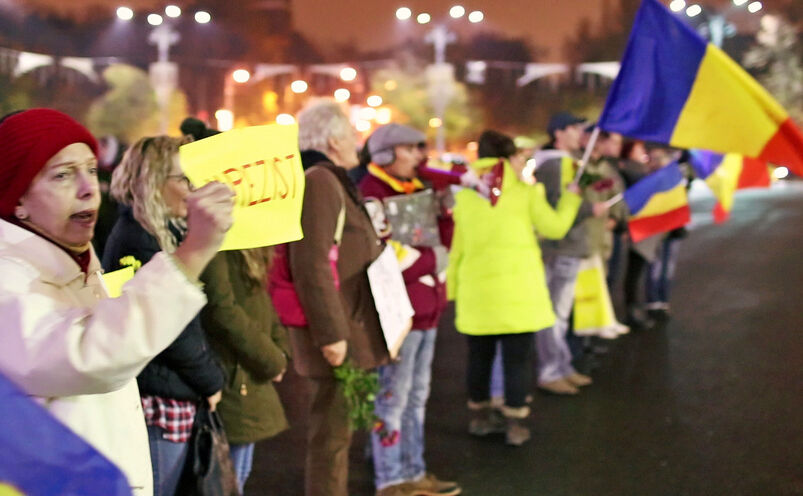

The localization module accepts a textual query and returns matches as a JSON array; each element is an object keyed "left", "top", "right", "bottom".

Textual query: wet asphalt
[{"left": 248, "top": 180, "right": 803, "bottom": 496}]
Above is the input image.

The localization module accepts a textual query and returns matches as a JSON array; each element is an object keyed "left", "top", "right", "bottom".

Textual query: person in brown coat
[{"left": 289, "top": 99, "right": 390, "bottom": 496}]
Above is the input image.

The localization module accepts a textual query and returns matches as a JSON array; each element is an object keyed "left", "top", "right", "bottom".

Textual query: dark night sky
[{"left": 12, "top": 0, "right": 799, "bottom": 61}]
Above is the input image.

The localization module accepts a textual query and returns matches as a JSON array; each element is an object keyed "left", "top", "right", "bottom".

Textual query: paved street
[{"left": 250, "top": 180, "right": 803, "bottom": 496}]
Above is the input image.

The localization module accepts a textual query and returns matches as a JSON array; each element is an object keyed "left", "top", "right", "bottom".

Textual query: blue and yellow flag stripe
[{"left": 599, "top": 0, "right": 803, "bottom": 177}]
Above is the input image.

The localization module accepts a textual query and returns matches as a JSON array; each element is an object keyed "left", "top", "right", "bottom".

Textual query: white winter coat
[{"left": 0, "top": 219, "right": 207, "bottom": 495}]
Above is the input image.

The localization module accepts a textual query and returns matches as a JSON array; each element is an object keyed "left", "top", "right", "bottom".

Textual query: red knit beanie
[{"left": 0, "top": 108, "right": 99, "bottom": 218}]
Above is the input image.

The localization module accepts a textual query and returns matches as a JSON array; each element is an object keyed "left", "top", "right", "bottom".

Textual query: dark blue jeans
[{"left": 647, "top": 236, "right": 681, "bottom": 306}]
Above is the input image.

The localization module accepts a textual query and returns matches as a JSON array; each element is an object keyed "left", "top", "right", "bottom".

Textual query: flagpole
[
  {"left": 573, "top": 126, "right": 600, "bottom": 184},
  {"left": 604, "top": 193, "right": 623, "bottom": 208}
]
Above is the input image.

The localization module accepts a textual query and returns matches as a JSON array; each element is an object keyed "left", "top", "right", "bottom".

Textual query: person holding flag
[{"left": 533, "top": 112, "right": 609, "bottom": 396}]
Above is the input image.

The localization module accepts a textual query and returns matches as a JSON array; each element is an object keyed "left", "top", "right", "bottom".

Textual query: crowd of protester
[{"left": 0, "top": 102, "right": 689, "bottom": 496}]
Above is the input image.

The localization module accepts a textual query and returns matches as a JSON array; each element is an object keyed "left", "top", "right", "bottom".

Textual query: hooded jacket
[{"left": 447, "top": 158, "right": 582, "bottom": 334}]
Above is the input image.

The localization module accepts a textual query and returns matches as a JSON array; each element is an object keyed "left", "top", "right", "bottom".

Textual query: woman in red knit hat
[{"left": 0, "top": 108, "right": 234, "bottom": 496}]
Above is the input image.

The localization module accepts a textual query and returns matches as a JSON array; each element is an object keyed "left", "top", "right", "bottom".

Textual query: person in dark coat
[
  {"left": 103, "top": 135, "right": 225, "bottom": 496},
  {"left": 200, "top": 248, "right": 291, "bottom": 493},
  {"left": 289, "top": 99, "right": 390, "bottom": 496}
]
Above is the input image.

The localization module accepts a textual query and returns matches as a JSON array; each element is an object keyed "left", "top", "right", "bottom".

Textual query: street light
[
  {"left": 291, "top": 80, "right": 309, "bottom": 93},
  {"left": 340, "top": 67, "right": 357, "bottom": 82},
  {"left": 165, "top": 5, "right": 181, "bottom": 18},
  {"left": 232, "top": 69, "right": 251, "bottom": 84},
  {"left": 669, "top": 0, "right": 686, "bottom": 13},
  {"left": 276, "top": 113, "right": 296, "bottom": 125},
  {"left": 396, "top": 7, "right": 412, "bottom": 21},
  {"left": 449, "top": 5, "right": 465, "bottom": 18},
  {"left": 675, "top": 1, "right": 763, "bottom": 47},
  {"left": 147, "top": 13, "right": 163, "bottom": 25},
  {"left": 366, "top": 95, "right": 383, "bottom": 107},
  {"left": 116, "top": 6, "right": 134, "bottom": 20},
  {"left": 194, "top": 11, "right": 211, "bottom": 24},
  {"left": 334, "top": 88, "right": 351, "bottom": 102},
  {"left": 396, "top": 7, "right": 483, "bottom": 152},
  {"left": 468, "top": 11, "right": 484, "bottom": 23}
]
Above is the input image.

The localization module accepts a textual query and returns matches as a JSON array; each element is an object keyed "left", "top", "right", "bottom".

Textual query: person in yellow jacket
[{"left": 446, "top": 130, "right": 583, "bottom": 446}]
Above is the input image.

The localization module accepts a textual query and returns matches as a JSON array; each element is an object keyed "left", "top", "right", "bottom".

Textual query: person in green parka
[
  {"left": 446, "top": 130, "right": 583, "bottom": 446},
  {"left": 200, "top": 247, "right": 290, "bottom": 494}
]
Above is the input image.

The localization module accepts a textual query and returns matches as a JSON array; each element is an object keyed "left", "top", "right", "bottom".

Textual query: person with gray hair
[{"left": 286, "top": 99, "right": 390, "bottom": 496}]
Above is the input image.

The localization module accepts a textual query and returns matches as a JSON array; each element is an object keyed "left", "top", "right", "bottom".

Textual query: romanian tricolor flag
[
  {"left": 688, "top": 149, "right": 772, "bottom": 222},
  {"left": 0, "top": 372, "right": 130, "bottom": 496},
  {"left": 599, "top": 0, "right": 803, "bottom": 177},
  {"left": 624, "top": 162, "right": 690, "bottom": 242}
]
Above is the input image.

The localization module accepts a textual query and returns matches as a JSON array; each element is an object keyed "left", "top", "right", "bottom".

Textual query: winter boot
[
  {"left": 467, "top": 401, "right": 506, "bottom": 436},
  {"left": 501, "top": 405, "right": 531, "bottom": 446}
]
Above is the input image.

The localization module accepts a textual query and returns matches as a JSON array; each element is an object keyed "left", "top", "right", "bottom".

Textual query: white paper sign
[{"left": 367, "top": 245, "right": 415, "bottom": 359}]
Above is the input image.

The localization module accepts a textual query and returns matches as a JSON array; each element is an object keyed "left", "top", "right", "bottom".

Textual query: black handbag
[{"left": 177, "top": 406, "right": 240, "bottom": 496}]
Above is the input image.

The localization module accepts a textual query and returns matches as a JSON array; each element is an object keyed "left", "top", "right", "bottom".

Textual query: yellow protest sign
[
  {"left": 179, "top": 124, "right": 305, "bottom": 250},
  {"left": 101, "top": 266, "right": 135, "bottom": 298}
]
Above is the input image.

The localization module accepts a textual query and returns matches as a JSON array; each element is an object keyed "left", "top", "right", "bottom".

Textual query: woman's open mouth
[{"left": 70, "top": 210, "right": 97, "bottom": 226}]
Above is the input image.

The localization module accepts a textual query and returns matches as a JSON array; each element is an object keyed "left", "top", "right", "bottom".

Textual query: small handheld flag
[{"left": 624, "top": 162, "right": 690, "bottom": 242}]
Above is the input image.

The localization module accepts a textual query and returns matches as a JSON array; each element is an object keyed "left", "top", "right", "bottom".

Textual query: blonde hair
[
  {"left": 240, "top": 247, "right": 274, "bottom": 287},
  {"left": 111, "top": 135, "right": 191, "bottom": 252}
]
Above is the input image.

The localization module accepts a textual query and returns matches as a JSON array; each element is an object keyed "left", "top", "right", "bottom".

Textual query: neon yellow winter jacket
[{"left": 447, "top": 158, "right": 582, "bottom": 335}]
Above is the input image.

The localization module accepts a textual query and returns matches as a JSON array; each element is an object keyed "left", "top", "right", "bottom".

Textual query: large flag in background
[
  {"left": 624, "top": 162, "right": 690, "bottom": 242},
  {"left": 688, "top": 150, "right": 772, "bottom": 222},
  {"left": 599, "top": 0, "right": 803, "bottom": 177},
  {"left": 0, "top": 372, "right": 130, "bottom": 496}
]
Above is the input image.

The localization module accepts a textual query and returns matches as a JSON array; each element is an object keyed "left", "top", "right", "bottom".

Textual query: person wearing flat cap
[
  {"left": 359, "top": 124, "right": 459, "bottom": 496},
  {"left": 0, "top": 108, "right": 234, "bottom": 495}
]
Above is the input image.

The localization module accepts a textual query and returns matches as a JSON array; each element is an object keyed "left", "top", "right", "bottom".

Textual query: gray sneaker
[{"left": 468, "top": 407, "right": 506, "bottom": 436}]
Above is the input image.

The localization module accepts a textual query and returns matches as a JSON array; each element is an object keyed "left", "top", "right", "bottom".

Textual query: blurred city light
[
  {"left": 340, "top": 67, "right": 357, "bottom": 81},
  {"left": 375, "top": 107, "right": 392, "bottom": 124},
  {"left": 686, "top": 4, "right": 702, "bottom": 17},
  {"left": 384, "top": 80, "right": 398, "bottom": 91},
  {"left": 355, "top": 120, "right": 372, "bottom": 132},
  {"left": 747, "top": 1, "right": 762, "bottom": 13},
  {"left": 733, "top": 0, "right": 748, "bottom": 5},
  {"left": 466, "top": 141, "right": 478, "bottom": 152},
  {"left": 669, "top": 0, "right": 686, "bottom": 13},
  {"left": 359, "top": 107, "right": 377, "bottom": 120},
  {"left": 276, "top": 114, "right": 296, "bottom": 125},
  {"left": 215, "top": 109, "right": 234, "bottom": 131},
  {"left": 450, "top": 5, "right": 466, "bottom": 18},
  {"left": 195, "top": 11, "right": 211, "bottom": 24},
  {"left": 232, "top": 69, "right": 251, "bottom": 83},
  {"left": 334, "top": 88, "right": 351, "bottom": 102},
  {"left": 396, "top": 7, "right": 412, "bottom": 21},
  {"left": 773, "top": 166, "right": 789, "bottom": 179},
  {"left": 290, "top": 80, "right": 309, "bottom": 93},
  {"left": 116, "top": 6, "right": 134, "bottom": 20},
  {"left": 366, "top": 95, "right": 383, "bottom": 107},
  {"left": 165, "top": 5, "right": 181, "bottom": 18},
  {"left": 468, "top": 10, "right": 484, "bottom": 23},
  {"left": 417, "top": 13, "right": 431, "bottom": 24},
  {"left": 429, "top": 117, "right": 443, "bottom": 128},
  {"left": 147, "top": 13, "right": 163, "bottom": 25}
]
